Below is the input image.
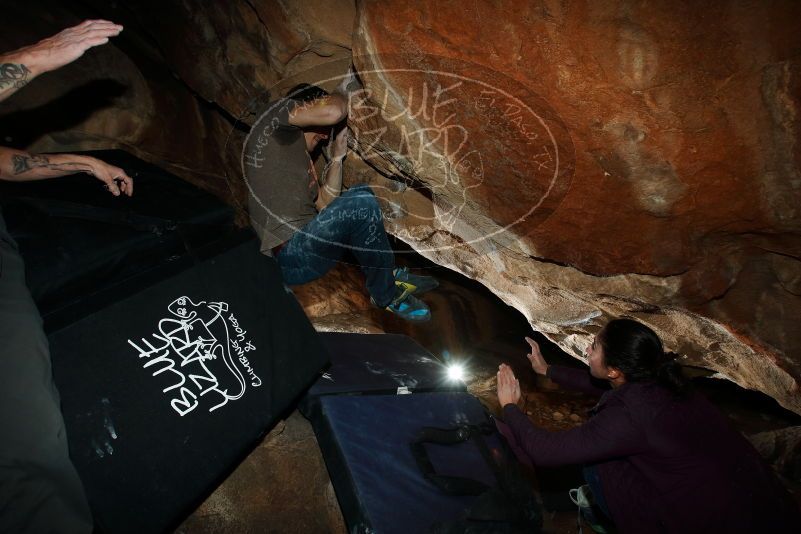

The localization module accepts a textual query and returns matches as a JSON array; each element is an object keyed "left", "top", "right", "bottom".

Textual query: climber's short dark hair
[{"left": 285, "top": 83, "right": 329, "bottom": 104}]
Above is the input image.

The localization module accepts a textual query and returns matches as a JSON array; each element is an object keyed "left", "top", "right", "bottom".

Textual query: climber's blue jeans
[{"left": 276, "top": 185, "right": 396, "bottom": 307}]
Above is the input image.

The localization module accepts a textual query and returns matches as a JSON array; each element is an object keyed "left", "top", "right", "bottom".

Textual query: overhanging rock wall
[
  {"left": 1, "top": 0, "right": 799, "bottom": 413},
  {"left": 348, "top": 0, "right": 801, "bottom": 413}
]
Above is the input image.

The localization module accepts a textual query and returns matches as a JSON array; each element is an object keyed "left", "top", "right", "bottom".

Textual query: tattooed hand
[
  {"left": 14, "top": 20, "right": 123, "bottom": 75},
  {"left": 0, "top": 20, "right": 122, "bottom": 102},
  {"left": 86, "top": 158, "right": 133, "bottom": 197},
  {"left": 2, "top": 150, "right": 133, "bottom": 196}
]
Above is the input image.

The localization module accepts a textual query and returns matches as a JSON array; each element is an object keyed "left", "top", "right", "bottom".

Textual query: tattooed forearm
[
  {"left": 0, "top": 62, "right": 31, "bottom": 90},
  {"left": 11, "top": 154, "right": 93, "bottom": 176},
  {"left": 12, "top": 154, "right": 49, "bottom": 174}
]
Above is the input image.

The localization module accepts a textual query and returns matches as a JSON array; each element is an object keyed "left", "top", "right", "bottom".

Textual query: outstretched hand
[
  {"left": 88, "top": 158, "right": 133, "bottom": 197},
  {"left": 17, "top": 20, "right": 123, "bottom": 75},
  {"left": 525, "top": 336, "right": 549, "bottom": 376},
  {"left": 497, "top": 364, "right": 522, "bottom": 408}
]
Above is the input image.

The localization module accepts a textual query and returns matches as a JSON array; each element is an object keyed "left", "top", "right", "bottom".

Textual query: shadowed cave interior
[
  {"left": 1, "top": 0, "right": 801, "bottom": 532},
  {"left": 178, "top": 242, "right": 801, "bottom": 533}
]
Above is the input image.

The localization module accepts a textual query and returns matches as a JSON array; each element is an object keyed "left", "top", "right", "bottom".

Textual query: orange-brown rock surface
[
  {"left": 2, "top": 0, "right": 800, "bottom": 413},
  {"left": 349, "top": 0, "right": 801, "bottom": 413}
]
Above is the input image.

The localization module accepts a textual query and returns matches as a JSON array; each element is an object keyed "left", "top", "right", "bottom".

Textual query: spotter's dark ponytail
[{"left": 599, "top": 319, "right": 691, "bottom": 396}]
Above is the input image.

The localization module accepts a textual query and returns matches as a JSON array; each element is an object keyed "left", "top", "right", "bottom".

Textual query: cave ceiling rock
[
  {"left": 126, "top": 0, "right": 356, "bottom": 121},
  {"left": 3, "top": 0, "right": 800, "bottom": 413},
  {"left": 349, "top": 0, "right": 801, "bottom": 413}
]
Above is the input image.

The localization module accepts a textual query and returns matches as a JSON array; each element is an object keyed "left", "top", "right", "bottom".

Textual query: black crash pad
[
  {"left": 301, "top": 334, "right": 523, "bottom": 533},
  {"left": 300, "top": 332, "right": 466, "bottom": 418},
  {"left": 49, "top": 238, "right": 329, "bottom": 533},
  {"left": 0, "top": 149, "right": 236, "bottom": 327},
  {"left": 311, "top": 392, "right": 505, "bottom": 534},
  {"left": 2, "top": 151, "right": 329, "bottom": 532}
]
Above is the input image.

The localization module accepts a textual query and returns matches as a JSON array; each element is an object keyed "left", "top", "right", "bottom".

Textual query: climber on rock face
[
  {"left": 242, "top": 74, "right": 438, "bottom": 321},
  {"left": 0, "top": 20, "right": 130, "bottom": 533}
]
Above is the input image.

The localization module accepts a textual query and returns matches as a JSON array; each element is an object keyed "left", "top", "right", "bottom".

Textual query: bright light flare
[{"left": 446, "top": 363, "right": 465, "bottom": 382}]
